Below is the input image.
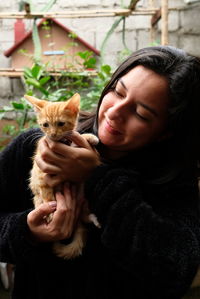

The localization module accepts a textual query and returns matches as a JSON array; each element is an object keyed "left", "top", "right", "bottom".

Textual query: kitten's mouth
[{"left": 49, "top": 131, "right": 73, "bottom": 145}]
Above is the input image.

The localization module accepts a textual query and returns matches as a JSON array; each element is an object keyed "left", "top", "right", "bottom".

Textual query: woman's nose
[{"left": 107, "top": 101, "right": 128, "bottom": 121}]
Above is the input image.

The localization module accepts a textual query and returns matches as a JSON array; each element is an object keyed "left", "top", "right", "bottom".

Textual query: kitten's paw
[{"left": 82, "top": 133, "right": 99, "bottom": 146}]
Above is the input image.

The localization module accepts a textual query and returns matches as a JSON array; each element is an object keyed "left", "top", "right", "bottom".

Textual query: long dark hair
[{"left": 79, "top": 46, "right": 200, "bottom": 181}]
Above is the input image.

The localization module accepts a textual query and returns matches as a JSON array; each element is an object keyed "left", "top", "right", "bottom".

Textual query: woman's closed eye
[
  {"left": 114, "top": 88, "right": 125, "bottom": 98},
  {"left": 135, "top": 112, "right": 149, "bottom": 121},
  {"left": 135, "top": 106, "right": 152, "bottom": 122}
]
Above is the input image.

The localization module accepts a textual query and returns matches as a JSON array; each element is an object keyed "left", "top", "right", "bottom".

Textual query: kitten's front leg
[
  {"left": 33, "top": 195, "right": 43, "bottom": 208},
  {"left": 31, "top": 163, "right": 55, "bottom": 218}
]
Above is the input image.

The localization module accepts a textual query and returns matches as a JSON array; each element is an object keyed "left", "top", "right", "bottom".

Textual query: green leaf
[
  {"left": 25, "top": 90, "right": 34, "bottom": 96},
  {"left": 23, "top": 67, "right": 33, "bottom": 79},
  {"left": 11, "top": 102, "right": 25, "bottom": 110},
  {"left": 101, "top": 64, "right": 111, "bottom": 75},
  {"left": 68, "top": 32, "right": 78, "bottom": 39},
  {"left": 77, "top": 51, "right": 93, "bottom": 60},
  {"left": 77, "top": 52, "right": 87, "bottom": 59},
  {"left": 84, "top": 57, "right": 96, "bottom": 69},
  {"left": 31, "top": 64, "right": 42, "bottom": 79},
  {"left": 98, "top": 72, "right": 105, "bottom": 80},
  {"left": 39, "top": 76, "right": 51, "bottom": 86},
  {"left": 38, "top": 87, "right": 49, "bottom": 97},
  {"left": 18, "top": 49, "right": 28, "bottom": 54},
  {"left": 2, "top": 124, "right": 16, "bottom": 136},
  {"left": 48, "top": 88, "right": 66, "bottom": 101},
  {"left": 25, "top": 78, "right": 41, "bottom": 88}
]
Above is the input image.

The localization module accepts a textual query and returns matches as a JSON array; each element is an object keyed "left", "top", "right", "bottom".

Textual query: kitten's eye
[
  {"left": 43, "top": 122, "right": 49, "bottom": 128},
  {"left": 57, "top": 121, "right": 65, "bottom": 127}
]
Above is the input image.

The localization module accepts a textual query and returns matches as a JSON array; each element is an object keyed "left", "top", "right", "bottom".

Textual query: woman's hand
[
  {"left": 27, "top": 183, "right": 84, "bottom": 243},
  {"left": 35, "top": 131, "right": 100, "bottom": 187}
]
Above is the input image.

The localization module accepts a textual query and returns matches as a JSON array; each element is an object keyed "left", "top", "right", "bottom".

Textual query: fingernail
[{"left": 48, "top": 201, "right": 57, "bottom": 208}]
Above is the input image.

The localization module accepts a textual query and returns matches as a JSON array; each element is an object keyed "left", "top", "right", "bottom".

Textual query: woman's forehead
[{"left": 118, "top": 66, "right": 170, "bottom": 113}]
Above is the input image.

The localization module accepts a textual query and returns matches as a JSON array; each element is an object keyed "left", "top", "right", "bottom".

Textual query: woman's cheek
[
  {"left": 101, "top": 92, "right": 115, "bottom": 107},
  {"left": 98, "top": 98, "right": 112, "bottom": 120}
]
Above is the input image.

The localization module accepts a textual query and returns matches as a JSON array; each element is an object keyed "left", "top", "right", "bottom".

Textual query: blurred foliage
[
  {"left": 0, "top": 51, "right": 112, "bottom": 144},
  {"left": 0, "top": 0, "right": 136, "bottom": 146}
]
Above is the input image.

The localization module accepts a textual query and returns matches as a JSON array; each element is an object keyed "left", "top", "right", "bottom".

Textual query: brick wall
[{"left": 0, "top": 0, "right": 200, "bottom": 104}]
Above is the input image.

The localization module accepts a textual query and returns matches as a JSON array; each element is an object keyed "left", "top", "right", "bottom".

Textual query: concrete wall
[{"left": 0, "top": 0, "right": 200, "bottom": 104}]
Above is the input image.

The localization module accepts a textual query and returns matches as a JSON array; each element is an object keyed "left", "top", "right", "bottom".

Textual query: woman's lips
[{"left": 105, "top": 119, "right": 122, "bottom": 135}]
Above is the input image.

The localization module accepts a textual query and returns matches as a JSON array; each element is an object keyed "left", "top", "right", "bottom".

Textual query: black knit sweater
[{"left": 0, "top": 128, "right": 200, "bottom": 299}]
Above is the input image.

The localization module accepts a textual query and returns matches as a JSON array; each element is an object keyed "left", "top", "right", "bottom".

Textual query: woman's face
[{"left": 98, "top": 65, "right": 170, "bottom": 157}]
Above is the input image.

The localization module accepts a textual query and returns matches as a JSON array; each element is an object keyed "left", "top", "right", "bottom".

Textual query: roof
[{"left": 4, "top": 18, "right": 100, "bottom": 57}]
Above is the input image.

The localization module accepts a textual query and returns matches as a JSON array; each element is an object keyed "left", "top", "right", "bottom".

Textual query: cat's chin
[
  {"left": 48, "top": 134, "right": 72, "bottom": 145},
  {"left": 59, "top": 137, "right": 72, "bottom": 145}
]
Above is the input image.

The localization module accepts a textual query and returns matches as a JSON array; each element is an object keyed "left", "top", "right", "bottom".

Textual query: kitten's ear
[
  {"left": 24, "top": 95, "right": 47, "bottom": 112},
  {"left": 65, "top": 93, "right": 80, "bottom": 114}
]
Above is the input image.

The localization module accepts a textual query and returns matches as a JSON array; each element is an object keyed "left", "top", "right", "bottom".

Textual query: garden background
[{"left": 1, "top": 0, "right": 200, "bottom": 298}]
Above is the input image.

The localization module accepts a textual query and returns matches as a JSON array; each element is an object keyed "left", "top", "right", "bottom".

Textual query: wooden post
[
  {"left": 150, "top": 9, "right": 161, "bottom": 44},
  {"left": 161, "top": 0, "right": 169, "bottom": 45}
]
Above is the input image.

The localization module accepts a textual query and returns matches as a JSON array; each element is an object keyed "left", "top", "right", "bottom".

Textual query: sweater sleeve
[
  {"left": 85, "top": 164, "right": 200, "bottom": 299},
  {"left": 0, "top": 129, "right": 50, "bottom": 264}
]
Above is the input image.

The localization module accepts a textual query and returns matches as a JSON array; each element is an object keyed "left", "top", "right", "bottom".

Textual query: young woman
[{"left": 1, "top": 46, "right": 200, "bottom": 299}]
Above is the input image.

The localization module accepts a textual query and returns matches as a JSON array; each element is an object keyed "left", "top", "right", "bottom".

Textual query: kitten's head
[{"left": 24, "top": 93, "right": 80, "bottom": 141}]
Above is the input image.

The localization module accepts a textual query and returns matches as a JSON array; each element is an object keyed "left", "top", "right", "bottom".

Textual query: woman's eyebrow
[{"left": 119, "top": 79, "right": 128, "bottom": 91}]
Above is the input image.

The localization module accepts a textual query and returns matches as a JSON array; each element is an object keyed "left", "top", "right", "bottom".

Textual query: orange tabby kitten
[{"left": 24, "top": 93, "right": 100, "bottom": 259}]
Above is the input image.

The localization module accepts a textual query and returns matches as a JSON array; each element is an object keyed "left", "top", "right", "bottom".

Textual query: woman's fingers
[
  {"left": 37, "top": 138, "right": 66, "bottom": 163},
  {"left": 27, "top": 184, "right": 86, "bottom": 242},
  {"left": 45, "top": 131, "right": 96, "bottom": 155},
  {"left": 45, "top": 137, "right": 76, "bottom": 156},
  {"left": 63, "top": 183, "right": 74, "bottom": 209},
  {"left": 28, "top": 201, "right": 57, "bottom": 226},
  {"left": 35, "top": 155, "right": 61, "bottom": 174},
  {"left": 35, "top": 133, "right": 100, "bottom": 184},
  {"left": 27, "top": 201, "right": 58, "bottom": 242},
  {"left": 52, "top": 192, "right": 68, "bottom": 226},
  {"left": 52, "top": 184, "right": 75, "bottom": 234},
  {"left": 52, "top": 183, "right": 84, "bottom": 239}
]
